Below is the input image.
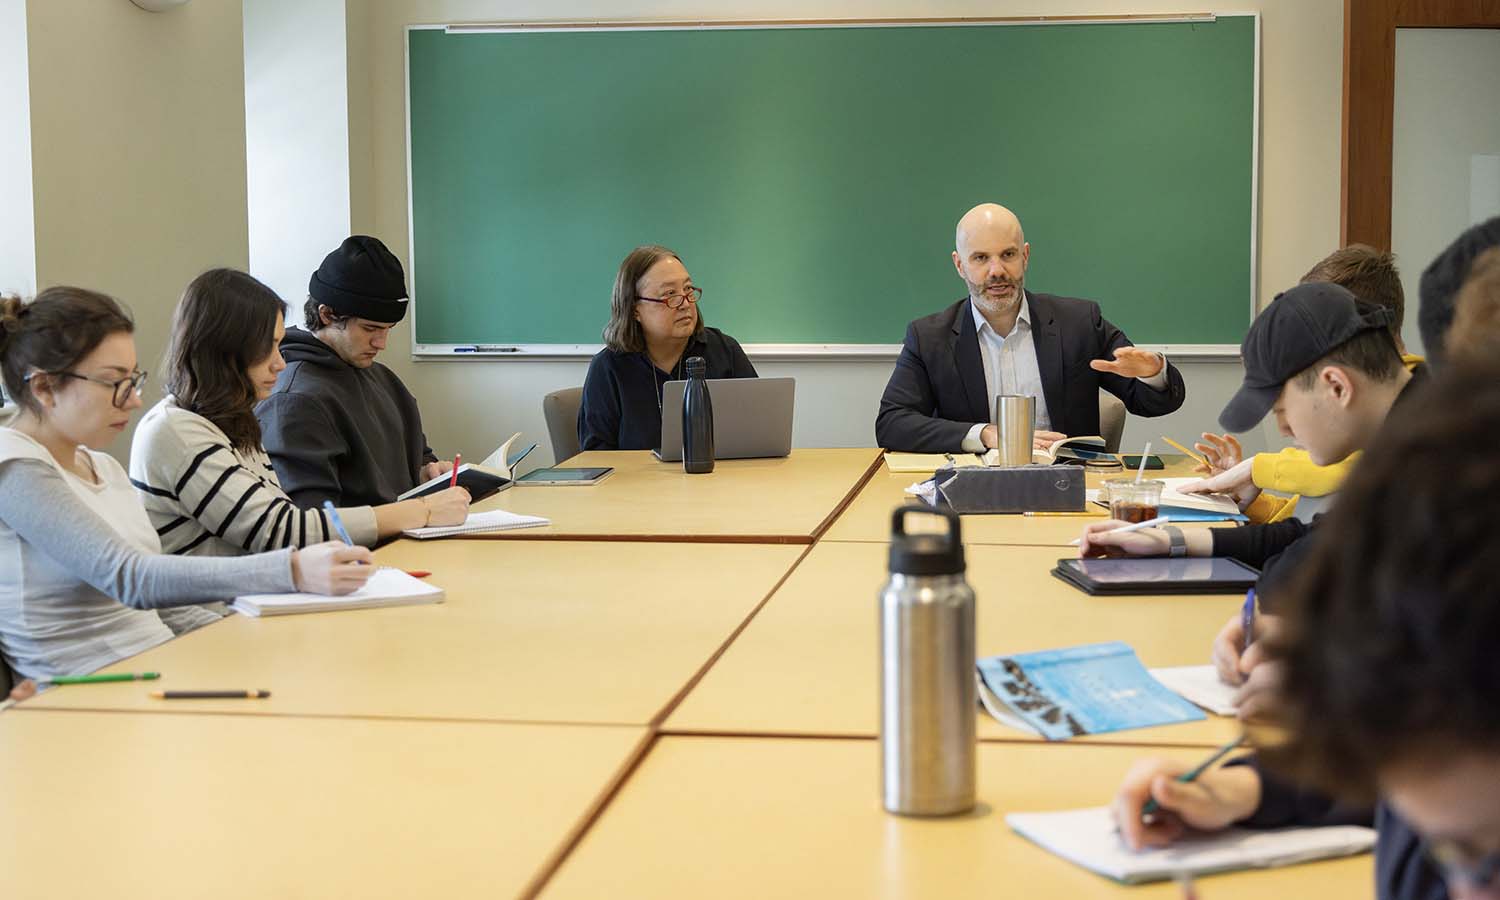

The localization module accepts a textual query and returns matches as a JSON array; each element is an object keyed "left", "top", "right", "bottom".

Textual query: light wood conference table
[
  {"left": 470, "top": 448, "right": 882, "bottom": 543},
  {"left": 0, "top": 709, "right": 647, "bottom": 900},
  {"left": 666, "top": 542, "right": 1244, "bottom": 748},
  {"left": 822, "top": 454, "right": 1211, "bottom": 546},
  {"left": 25, "top": 539, "right": 803, "bottom": 725},
  {"left": 541, "top": 736, "right": 1371, "bottom": 899}
]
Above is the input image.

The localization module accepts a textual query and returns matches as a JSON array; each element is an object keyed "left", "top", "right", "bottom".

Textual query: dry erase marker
[
  {"left": 45, "top": 672, "right": 160, "bottom": 685},
  {"left": 449, "top": 454, "right": 462, "bottom": 488},
  {"left": 151, "top": 690, "right": 271, "bottom": 700},
  {"left": 453, "top": 346, "right": 521, "bottom": 353},
  {"left": 1141, "top": 735, "right": 1246, "bottom": 819}
]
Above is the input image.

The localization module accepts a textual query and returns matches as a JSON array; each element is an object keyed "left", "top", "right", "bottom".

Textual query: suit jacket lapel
[
  {"left": 1028, "top": 293, "right": 1067, "bottom": 428},
  {"left": 952, "top": 300, "right": 991, "bottom": 423}
]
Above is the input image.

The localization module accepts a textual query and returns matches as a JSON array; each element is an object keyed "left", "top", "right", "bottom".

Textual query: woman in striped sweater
[{"left": 129, "top": 269, "right": 470, "bottom": 570}]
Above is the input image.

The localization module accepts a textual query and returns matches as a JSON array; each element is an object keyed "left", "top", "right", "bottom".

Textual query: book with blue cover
[{"left": 976, "top": 641, "right": 1206, "bottom": 740}]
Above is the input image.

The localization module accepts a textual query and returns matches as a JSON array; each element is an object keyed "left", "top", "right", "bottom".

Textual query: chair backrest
[
  {"left": 1098, "top": 391, "right": 1127, "bottom": 453},
  {"left": 542, "top": 387, "right": 585, "bottom": 464}
]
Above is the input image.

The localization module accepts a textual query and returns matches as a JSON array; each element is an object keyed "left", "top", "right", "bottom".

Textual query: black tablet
[{"left": 1052, "top": 557, "right": 1259, "bottom": 595}]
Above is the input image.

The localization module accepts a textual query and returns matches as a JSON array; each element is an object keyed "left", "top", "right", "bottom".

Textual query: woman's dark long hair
[{"left": 163, "top": 268, "right": 285, "bottom": 452}]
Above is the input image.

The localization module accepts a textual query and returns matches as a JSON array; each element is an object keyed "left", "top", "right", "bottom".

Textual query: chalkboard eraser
[{"left": 454, "top": 346, "right": 521, "bottom": 353}]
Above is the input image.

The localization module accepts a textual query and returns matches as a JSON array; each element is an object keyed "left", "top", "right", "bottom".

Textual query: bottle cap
[
  {"left": 684, "top": 356, "right": 707, "bottom": 377},
  {"left": 888, "top": 504, "right": 965, "bottom": 575}
]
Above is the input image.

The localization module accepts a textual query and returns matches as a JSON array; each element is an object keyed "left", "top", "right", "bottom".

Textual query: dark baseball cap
[{"left": 1218, "top": 282, "right": 1395, "bottom": 433}]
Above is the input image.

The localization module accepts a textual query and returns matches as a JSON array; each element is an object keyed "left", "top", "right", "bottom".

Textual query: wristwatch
[{"left": 1162, "top": 525, "right": 1187, "bottom": 558}]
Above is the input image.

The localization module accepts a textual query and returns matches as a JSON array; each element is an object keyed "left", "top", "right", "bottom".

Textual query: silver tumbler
[
  {"left": 880, "top": 505, "right": 976, "bottom": 816},
  {"left": 992, "top": 394, "right": 1035, "bottom": 467}
]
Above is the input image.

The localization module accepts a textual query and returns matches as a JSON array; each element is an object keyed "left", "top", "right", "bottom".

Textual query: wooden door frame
[{"left": 1342, "top": 0, "right": 1500, "bottom": 248}]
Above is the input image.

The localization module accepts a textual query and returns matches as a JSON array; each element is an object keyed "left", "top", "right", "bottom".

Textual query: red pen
[
  {"left": 449, "top": 453, "right": 461, "bottom": 488},
  {"left": 405, "top": 570, "right": 432, "bottom": 578}
]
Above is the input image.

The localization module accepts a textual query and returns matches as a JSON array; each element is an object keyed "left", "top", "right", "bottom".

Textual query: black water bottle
[{"left": 682, "top": 356, "right": 715, "bottom": 474}]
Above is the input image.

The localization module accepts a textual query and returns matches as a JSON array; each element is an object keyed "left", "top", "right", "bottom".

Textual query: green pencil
[
  {"left": 45, "top": 672, "right": 161, "bottom": 685},
  {"left": 1141, "top": 735, "right": 1247, "bottom": 819}
]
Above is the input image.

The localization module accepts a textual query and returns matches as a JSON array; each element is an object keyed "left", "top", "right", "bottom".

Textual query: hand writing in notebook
[
  {"left": 1111, "top": 757, "right": 1261, "bottom": 850},
  {"left": 289, "top": 542, "right": 374, "bottom": 595}
]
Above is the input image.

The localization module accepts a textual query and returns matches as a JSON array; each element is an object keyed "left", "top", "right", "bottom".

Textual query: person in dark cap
[
  {"left": 1078, "top": 282, "right": 1425, "bottom": 705},
  {"left": 256, "top": 236, "right": 450, "bottom": 508},
  {"left": 1418, "top": 215, "right": 1500, "bottom": 367}
]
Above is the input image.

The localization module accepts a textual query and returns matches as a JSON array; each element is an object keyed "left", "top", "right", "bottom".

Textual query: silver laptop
[{"left": 654, "top": 377, "right": 795, "bottom": 462}]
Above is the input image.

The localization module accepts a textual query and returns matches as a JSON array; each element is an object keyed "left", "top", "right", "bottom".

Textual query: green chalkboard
[{"left": 407, "top": 17, "right": 1256, "bottom": 350}]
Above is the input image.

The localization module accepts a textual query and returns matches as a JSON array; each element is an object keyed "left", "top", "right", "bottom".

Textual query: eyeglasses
[
  {"left": 1425, "top": 838, "right": 1500, "bottom": 889},
  {"left": 25, "top": 368, "right": 149, "bottom": 409},
  {"left": 638, "top": 286, "right": 703, "bottom": 310}
]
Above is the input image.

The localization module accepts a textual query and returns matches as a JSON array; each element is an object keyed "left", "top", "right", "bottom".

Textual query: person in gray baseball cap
[{"left": 1079, "top": 281, "right": 1427, "bottom": 695}]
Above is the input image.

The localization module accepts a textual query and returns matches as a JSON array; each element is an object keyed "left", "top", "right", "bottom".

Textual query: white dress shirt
[{"left": 960, "top": 293, "right": 1169, "bottom": 452}]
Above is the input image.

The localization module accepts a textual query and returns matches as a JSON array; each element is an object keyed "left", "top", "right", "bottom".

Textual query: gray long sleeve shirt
[{"left": 0, "top": 447, "right": 296, "bottom": 680}]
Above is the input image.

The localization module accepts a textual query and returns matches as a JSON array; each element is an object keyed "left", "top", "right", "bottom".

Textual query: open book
[
  {"left": 232, "top": 567, "right": 444, "bottom": 617},
  {"left": 982, "top": 435, "right": 1115, "bottom": 466},
  {"left": 398, "top": 432, "right": 537, "bottom": 503},
  {"left": 1007, "top": 806, "right": 1374, "bottom": 884},
  {"left": 885, "top": 436, "right": 1113, "bottom": 473},
  {"left": 976, "top": 642, "right": 1204, "bottom": 740},
  {"left": 1157, "top": 477, "right": 1244, "bottom": 520}
]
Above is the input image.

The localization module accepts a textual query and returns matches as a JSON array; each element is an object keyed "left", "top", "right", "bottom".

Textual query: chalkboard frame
[{"left": 403, "top": 14, "right": 1260, "bottom": 360}]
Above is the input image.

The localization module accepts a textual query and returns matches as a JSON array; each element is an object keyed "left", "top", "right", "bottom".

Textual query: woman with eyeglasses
[
  {"left": 129, "top": 269, "right": 469, "bottom": 571},
  {"left": 577, "top": 245, "right": 757, "bottom": 452},
  {"left": 0, "top": 287, "right": 372, "bottom": 683}
]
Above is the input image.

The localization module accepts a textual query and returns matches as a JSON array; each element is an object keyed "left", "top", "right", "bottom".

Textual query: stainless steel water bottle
[
  {"left": 880, "top": 504, "right": 976, "bottom": 816},
  {"left": 682, "top": 356, "right": 714, "bottom": 474}
]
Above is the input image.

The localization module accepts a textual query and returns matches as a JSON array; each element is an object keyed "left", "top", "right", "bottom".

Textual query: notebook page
[
  {"left": 402, "top": 509, "right": 550, "bottom": 539},
  {"left": 1006, "top": 806, "right": 1375, "bottom": 884},
  {"left": 1150, "top": 665, "right": 1240, "bottom": 716},
  {"left": 233, "top": 567, "right": 443, "bottom": 614}
]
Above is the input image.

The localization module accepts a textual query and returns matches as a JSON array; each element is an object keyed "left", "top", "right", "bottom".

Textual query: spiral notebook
[
  {"left": 402, "top": 509, "right": 550, "bottom": 539},
  {"left": 233, "top": 567, "right": 444, "bottom": 617},
  {"left": 1007, "top": 806, "right": 1375, "bottom": 884}
]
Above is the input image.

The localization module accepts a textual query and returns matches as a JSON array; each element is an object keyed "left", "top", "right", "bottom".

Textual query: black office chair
[{"left": 1, "top": 655, "right": 15, "bottom": 700}]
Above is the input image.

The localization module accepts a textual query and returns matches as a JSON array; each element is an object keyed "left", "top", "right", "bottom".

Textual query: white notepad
[
  {"left": 1150, "top": 665, "right": 1240, "bottom": 716},
  {"left": 1006, "top": 806, "right": 1375, "bottom": 884},
  {"left": 402, "top": 509, "right": 550, "bottom": 539},
  {"left": 232, "top": 567, "right": 445, "bottom": 617}
]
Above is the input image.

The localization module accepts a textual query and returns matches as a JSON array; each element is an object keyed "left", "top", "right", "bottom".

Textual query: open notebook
[
  {"left": 402, "top": 509, "right": 550, "bottom": 539},
  {"left": 232, "top": 567, "right": 444, "bottom": 617},
  {"left": 1007, "top": 806, "right": 1375, "bottom": 884},
  {"left": 1150, "top": 665, "right": 1240, "bottom": 716}
]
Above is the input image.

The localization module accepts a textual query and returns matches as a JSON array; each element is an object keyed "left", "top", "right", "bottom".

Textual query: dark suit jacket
[{"left": 875, "top": 293, "right": 1186, "bottom": 452}]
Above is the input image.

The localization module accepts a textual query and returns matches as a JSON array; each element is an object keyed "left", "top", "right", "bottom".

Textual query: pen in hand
[
  {"left": 449, "top": 453, "right": 462, "bottom": 488},
  {"left": 321, "top": 501, "right": 368, "bottom": 565},
  {"left": 1140, "top": 735, "right": 1247, "bottom": 819}
]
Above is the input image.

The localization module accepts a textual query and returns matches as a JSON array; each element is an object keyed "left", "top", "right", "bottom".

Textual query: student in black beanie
[{"left": 256, "top": 236, "right": 450, "bottom": 508}]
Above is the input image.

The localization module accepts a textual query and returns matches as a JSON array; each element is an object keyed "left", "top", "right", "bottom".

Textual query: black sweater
[{"left": 255, "top": 329, "right": 437, "bottom": 508}]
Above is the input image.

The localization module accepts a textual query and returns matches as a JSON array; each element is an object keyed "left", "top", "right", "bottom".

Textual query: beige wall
[
  {"left": 25, "top": 0, "right": 249, "bottom": 458},
  {"left": 354, "top": 1, "right": 1340, "bottom": 462}
]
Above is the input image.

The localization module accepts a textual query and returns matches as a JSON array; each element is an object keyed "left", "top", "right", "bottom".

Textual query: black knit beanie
[
  {"left": 1418, "top": 215, "right": 1500, "bottom": 366},
  {"left": 308, "top": 235, "right": 409, "bottom": 324}
]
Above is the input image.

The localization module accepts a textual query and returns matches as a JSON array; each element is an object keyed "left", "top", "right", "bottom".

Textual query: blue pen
[
  {"left": 321, "top": 500, "right": 355, "bottom": 546},
  {"left": 1241, "top": 588, "right": 1257, "bottom": 655}
]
